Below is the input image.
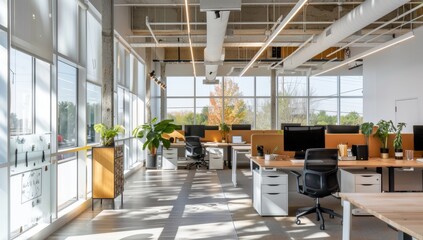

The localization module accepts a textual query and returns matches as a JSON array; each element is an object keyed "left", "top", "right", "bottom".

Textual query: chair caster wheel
[
  {"left": 295, "top": 219, "right": 301, "bottom": 225},
  {"left": 329, "top": 214, "right": 334, "bottom": 219},
  {"left": 320, "top": 225, "right": 325, "bottom": 230}
]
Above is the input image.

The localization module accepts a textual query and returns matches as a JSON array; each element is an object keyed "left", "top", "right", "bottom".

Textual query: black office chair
[
  {"left": 185, "top": 136, "right": 208, "bottom": 169},
  {"left": 291, "top": 148, "right": 342, "bottom": 230}
]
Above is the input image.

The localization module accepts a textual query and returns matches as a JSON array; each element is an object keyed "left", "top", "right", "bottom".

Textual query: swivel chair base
[
  {"left": 186, "top": 160, "right": 208, "bottom": 170},
  {"left": 295, "top": 198, "right": 342, "bottom": 230}
]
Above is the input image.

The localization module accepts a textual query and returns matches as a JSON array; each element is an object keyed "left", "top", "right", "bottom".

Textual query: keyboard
[
  {"left": 416, "top": 158, "right": 423, "bottom": 163},
  {"left": 290, "top": 159, "right": 305, "bottom": 164}
]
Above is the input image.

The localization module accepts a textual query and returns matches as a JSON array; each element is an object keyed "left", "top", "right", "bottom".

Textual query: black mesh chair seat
[
  {"left": 185, "top": 136, "right": 208, "bottom": 169},
  {"left": 291, "top": 148, "right": 342, "bottom": 230}
]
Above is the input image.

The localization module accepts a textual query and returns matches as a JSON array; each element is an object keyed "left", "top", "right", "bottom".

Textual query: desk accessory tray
[{"left": 338, "top": 156, "right": 356, "bottom": 161}]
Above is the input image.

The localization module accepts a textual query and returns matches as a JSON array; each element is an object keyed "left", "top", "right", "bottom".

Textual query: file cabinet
[
  {"left": 253, "top": 169, "right": 288, "bottom": 216},
  {"left": 207, "top": 147, "right": 224, "bottom": 170},
  {"left": 341, "top": 169, "right": 381, "bottom": 215},
  {"left": 162, "top": 148, "right": 178, "bottom": 170}
]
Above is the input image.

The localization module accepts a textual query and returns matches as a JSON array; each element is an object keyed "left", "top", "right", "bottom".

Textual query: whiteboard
[{"left": 21, "top": 168, "right": 42, "bottom": 204}]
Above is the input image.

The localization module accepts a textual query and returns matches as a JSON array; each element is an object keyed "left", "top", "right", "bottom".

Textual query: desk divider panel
[
  {"left": 325, "top": 134, "right": 366, "bottom": 149},
  {"left": 251, "top": 133, "right": 285, "bottom": 156}
]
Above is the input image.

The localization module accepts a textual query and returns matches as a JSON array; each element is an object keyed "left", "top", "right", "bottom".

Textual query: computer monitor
[
  {"left": 413, "top": 125, "right": 423, "bottom": 151},
  {"left": 231, "top": 124, "right": 251, "bottom": 130},
  {"left": 326, "top": 125, "right": 360, "bottom": 134},
  {"left": 284, "top": 126, "right": 326, "bottom": 159},
  {"left": 184, "top": 125, "right": 205, "bottom": 138},
  {"left": 280, "top": 123, "right": 301, "bottom": 130},
  {"left": 204, "top": 125, "right": 219, "bottom": 130}
]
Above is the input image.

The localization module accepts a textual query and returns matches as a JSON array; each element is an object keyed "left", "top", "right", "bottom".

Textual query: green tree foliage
[
  {"left": 340, "top": 111, "right": 363, "bottom": 125},
  {"left": 58, "top": 101, "right": 76, "bottom": 144},
  {"left": 309, "top": 110, "right": 337, "bottom": 125}
]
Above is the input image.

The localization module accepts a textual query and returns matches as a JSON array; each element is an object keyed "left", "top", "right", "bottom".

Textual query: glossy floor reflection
[{"left": 49, "top": 168, "right": 397, "bottom": 240}]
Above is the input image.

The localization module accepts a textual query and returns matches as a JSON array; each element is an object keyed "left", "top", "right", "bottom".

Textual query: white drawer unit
[
  {"left": 253, "top": 170, "right": 288, "bottom": 216},
  {"left": 162, "top": 148, "right": 178, "bottom": 170},
  {"left": 341, "top": 169, "right": 381, "bottom": 215},
  {"left": 207, "top": 147, "right": 224, "bottom": 170}
]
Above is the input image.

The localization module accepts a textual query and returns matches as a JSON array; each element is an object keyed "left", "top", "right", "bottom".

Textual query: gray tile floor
[{"left": 48, "top": 168, "right": 398, "bottom": 240}]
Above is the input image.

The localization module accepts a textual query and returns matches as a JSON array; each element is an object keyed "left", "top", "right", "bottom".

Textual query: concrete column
[
  {"left": 270, "top": 69, "right": 277, "bottom": 130},
  {"left": 160, "top": 62, "right": 166, "bottom": 120},
  {"left": 145, "top": 48, "right": 152, "bottom": 122},
  {"left": 101, "top": 0, "right": 114, "bottom": 127}
]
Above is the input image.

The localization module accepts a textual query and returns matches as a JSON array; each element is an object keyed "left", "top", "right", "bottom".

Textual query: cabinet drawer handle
[
  {"left": 361, "top": 184, "right": 374, "bottom": 186},
  {"left": 360, "top": 175, "right": 374, "bottom": 177},
  {"left": 267, "top": 193, "right": 281, "bottom": 195},
  {"left": 267, "top": 176, "right": 280, "bottom": 178},
  {"left": 268, "top": 184, "right": 279, "bottom": 186}
]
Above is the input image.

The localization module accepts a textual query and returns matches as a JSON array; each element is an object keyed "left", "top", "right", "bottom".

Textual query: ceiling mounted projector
[{"left": 203, "top": 79, "right": 220, "bottom": 85}]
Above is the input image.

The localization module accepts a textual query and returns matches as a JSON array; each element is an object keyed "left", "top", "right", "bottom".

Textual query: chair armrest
[{"left": 290, "top": 170, "right": 303, "bottom": 193}]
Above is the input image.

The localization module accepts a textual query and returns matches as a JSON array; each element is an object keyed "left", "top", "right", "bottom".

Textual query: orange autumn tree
[{"left": 207, "top": 79, "right": 247, "bottom": 125}]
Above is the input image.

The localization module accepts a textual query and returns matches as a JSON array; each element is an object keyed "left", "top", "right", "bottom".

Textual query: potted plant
[
  {"left": 94, "top": 123, "right": 125, "bottom": 147},
  {"left": 132, "top": 118, "right": 177, "bottom": 168},
  {"left": 360, "top": 122, "right": 374, "bottom": 146},
  {"left": 374, "top": 119, "right": 394, "bottom": 159},
  {"left": 393, "top": 122, "right": 407, "bottom": 160},
  {"left": 219, "top": 122, "right": 231, "bottom": 143}
]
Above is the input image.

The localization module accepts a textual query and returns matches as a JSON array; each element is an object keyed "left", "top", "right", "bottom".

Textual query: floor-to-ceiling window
[
  {"left": 166, "top": 76, "right": 271, "bottom": 128},
  {"left": 57, "top": 61, "right": 78, "bottom": 209},
  {"left": 277, "top": 75, "right": 363, "bottom": 127}
]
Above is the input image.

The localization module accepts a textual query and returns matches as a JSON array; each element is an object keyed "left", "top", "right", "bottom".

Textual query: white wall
[{"left": 363, "top": 26, "right": 423, "bottom": 125}]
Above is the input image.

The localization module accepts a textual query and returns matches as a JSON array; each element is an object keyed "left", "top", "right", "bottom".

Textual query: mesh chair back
[
  {"left": 185, "top": 136, "right": 204, "bottom": 158},
  {"left": 303, "top": 148, "right": 339, "bottom": 198}
]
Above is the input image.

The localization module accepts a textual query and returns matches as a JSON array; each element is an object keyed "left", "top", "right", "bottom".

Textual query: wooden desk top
[
  {"left": 250, "top": 156, "right": 423, "bottom": 168},
  {"left": 340, "top": 193, "right": 423, "bottom": 240},
  {"left": 170, "top": 142, "right": 250, "bottom": 147},
  {"left": 232, "top": 145, "right": 251, "bottom": 151}
]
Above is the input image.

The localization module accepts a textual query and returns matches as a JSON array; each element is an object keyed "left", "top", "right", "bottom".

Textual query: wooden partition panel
[
  {"left": 251, "top": 133, "right": 285, "bottom": 156},
  {"left": 325, "top": 134, "right": 366, "bottom": 148}
]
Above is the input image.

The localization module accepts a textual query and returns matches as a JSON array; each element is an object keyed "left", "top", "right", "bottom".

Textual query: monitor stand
[{"left": 294, "top": 151, "right": 306, "bottom": 159}]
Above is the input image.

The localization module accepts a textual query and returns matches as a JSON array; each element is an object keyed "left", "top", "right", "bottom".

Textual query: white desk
[
  {"left": 340, "top": 192, "right": 423, "bottom": 240},
  {"left": 231, "top": 145, "right": 251, "bottom": 187}
]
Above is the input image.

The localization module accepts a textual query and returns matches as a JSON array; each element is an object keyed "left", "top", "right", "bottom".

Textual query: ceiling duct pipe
[
  {"left": 283, "top": 0, "right": 410, "bottom": 70},
  {"left": 200, "top": 0, "right": 241, "bottom": 81}
]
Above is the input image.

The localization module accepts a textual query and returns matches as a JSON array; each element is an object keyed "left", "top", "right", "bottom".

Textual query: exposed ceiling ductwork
[
  {"left": 204, "top": 11, "right": 230, "bottom": 81},
  {"left": 200, "top": 0, "right": 241, "bottom": 81},
  {"left": 283, "top": 0, "right": 410, "bottom": 70}
]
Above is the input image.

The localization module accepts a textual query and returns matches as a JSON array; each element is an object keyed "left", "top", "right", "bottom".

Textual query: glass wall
[
  {"left": 277, "top": 75, "right": 363, "bottom": 127},
  {"left": 87, "top": 83, "right": 101, "bottom": 144},
  {"left": 10, "top": 49, "right": 34, "bottom": 135},
  {"left": 166, "top": 76, "right": 271, "bottom": 128},
  {"left": 57, "top": 61, "right": 78, "bottom": 149}
]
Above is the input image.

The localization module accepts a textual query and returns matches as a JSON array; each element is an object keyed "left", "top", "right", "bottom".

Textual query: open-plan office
[{"left": 1, "top": 0, "right": 423, "bottom": 239}]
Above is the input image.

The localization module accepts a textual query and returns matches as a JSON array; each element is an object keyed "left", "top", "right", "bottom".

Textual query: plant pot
[
  {"left": 146, "top": 154, "right": 157, "bottom": 168},
  {"left": 380, "top": 148, "right": 389, "bottom": 159},
  {"left": 394, "top": 149, "right": 403, "bottom": 160}
]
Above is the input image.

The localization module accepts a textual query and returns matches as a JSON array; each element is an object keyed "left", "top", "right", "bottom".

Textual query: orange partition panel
[
  {"left": 325, "top": 134, "right": 366, "bottom": 148},
  {"left": 251, "top": 133, "right": 284, "bottom": 156}
]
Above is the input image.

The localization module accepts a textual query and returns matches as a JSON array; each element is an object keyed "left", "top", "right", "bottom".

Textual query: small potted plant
[
  {"left": 360, "top": 122, "right": 374, "bottom": 146},
  {"left": 374, "top": 119, "right": 394, "bottom": 159},
  {"left": 264, "top": 146, "right": 278, "bottom": 161},
  {"left": 132, "top": 118, "right": 177, "bottom": 168},
  {"left": 94, "top": 123, "right": 125, "bottom": 147},
  {"left": 219, "top": 122, "right": 231, "bottom": 143},
  {"left": 393, "top": 122, "right": 407, "bottom": 160}
]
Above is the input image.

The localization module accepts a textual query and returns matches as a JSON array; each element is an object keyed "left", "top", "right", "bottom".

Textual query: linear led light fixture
[
  {"left": 185, "top": 0, "right": 197, "bottom": 77},
  {"left": 271, "top": 34, "right": 314, "bottom": 69},
  {"left": 239, "top": 0, "right": 308, "bottom": 77},
  {"left": 313, "top": 31, "right": 414, "bottom": 77},
  {"left": 326, "top": 3, "right": 423, "bottom": 58}
]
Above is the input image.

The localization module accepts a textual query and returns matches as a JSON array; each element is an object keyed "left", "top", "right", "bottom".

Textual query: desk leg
[
  {"left": 232, "top": 149, "right": 237, "bottom": 187},
  {"left": 388, "top": 167, "right": 395, "bottom": 192},
  {"left": 342, "top": 200, "right": 352, "bottom": 240}
]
